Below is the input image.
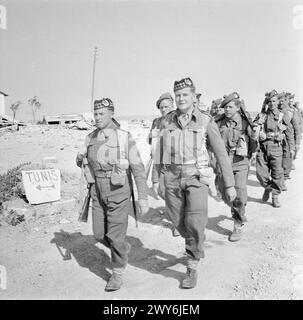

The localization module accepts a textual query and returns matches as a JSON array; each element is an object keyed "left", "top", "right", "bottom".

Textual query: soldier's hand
[
  {"left": 225, "top": 186, "right": 236, "bottom": 203},
  {"left": 138, "top": 199, "right": 149, "bottom": 216}
]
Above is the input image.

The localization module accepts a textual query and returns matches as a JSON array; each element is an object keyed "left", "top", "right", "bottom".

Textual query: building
[{"left": 0, "top": 90, "right": 8, "bottom": 115}]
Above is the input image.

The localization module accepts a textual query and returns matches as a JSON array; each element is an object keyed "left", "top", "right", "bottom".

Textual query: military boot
[
  {"left": 105, "top": 268, "right": 124, "bottom": 292},
  {"left": 181, "top": 268, "right": 198, "bottom": 289},
  {"left": 262, "top": 188, "right": 271, "bottom": 202},
  {"left": 272, "top": 195, "right": 281, "bottom": 208},
  {"left": 229, "top": 221, "right": 243, "bottom": 242},
  {"left": 181, "top": 258, "right": 199, "bottom": 289}
]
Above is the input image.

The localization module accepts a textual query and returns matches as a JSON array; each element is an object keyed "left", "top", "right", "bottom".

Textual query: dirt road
[{"left": 1, "top": 125, "right": 303, "bottom": 300}]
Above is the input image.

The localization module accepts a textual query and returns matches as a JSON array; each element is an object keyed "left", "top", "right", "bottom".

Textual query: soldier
[
  {"left": 76, "top": 98, "right": 149, "bottom": 292},
  {"left": 154, "top": 77, "right": 236, "bottom": 289},
  {"left": 254, "top": 90, "right": 295, "bottom": 207},
  {"left": 146, "top": 93, "right": 180, "bottom": 236},
  {"left": 147, "top": 92, "right": 174, "bottom": 195},
  {"left": 195, "top": 93, "right": 209, "bottom": 112},
  {"left": 209, "top": 98, "right": 224, "bottom": 200},
  {"left": 216, "top": 92, "right": 258, "bottom": 241},
  {"left": 278, "top": 92, "right": 299, "bottom": 181},
  {"left": 210, "top": 98, "right": 224, "bottom": 119},
  {"left": 288, "top": 95, "right": 302, "bottom": 163}
]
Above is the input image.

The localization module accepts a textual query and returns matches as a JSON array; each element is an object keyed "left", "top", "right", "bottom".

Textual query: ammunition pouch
[
  {"left": 235, "top": 135, "right": 248, "bottom": 157},
  {"left": 110, "top": 159, "right": 129, "bottom": 186}
]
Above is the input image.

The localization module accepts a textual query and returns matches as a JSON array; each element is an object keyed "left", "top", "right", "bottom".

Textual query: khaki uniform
[
  {"left": 76, "top": 120, "right": 148, "bottom": 269},
  {"left": 216, "top": 112, "right": 258, "bottom": 223},
  {"left": 154, "top": 106, "right": 235, "bottom": 259},
  {"left": 281, "top": 106, "right": 301, "bottom": 178},
  {"left": 254, "top": 108, "right": 294, "bottom": 194},
  {"left": 147, "top": 116, "right": 163, "bottom": 184}
]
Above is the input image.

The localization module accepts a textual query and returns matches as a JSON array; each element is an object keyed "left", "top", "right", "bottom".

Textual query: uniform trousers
[{"left": 91, "top": 176, "right": 131, "bottom": 269}]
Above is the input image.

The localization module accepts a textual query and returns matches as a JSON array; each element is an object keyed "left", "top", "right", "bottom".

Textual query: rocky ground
[{"left": 0, "top": 124, "right": 303, "bottom": 300}]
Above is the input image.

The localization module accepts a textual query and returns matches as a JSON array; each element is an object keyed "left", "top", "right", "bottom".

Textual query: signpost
[{"left": 22, "top": 169, "right": 61, "bottom": 204}]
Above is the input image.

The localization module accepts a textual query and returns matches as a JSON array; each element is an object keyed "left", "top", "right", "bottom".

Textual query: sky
[{"left": 0, "top": 0, "right": 302, "bottom": 121}]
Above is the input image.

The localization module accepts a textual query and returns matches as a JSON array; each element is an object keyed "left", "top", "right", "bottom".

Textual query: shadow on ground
[
  {"left": 50, "top": 230, "right": 186, "bottom": 286},
  {"left": 206, "top": 215, "right": 233, "bottom": 237}
]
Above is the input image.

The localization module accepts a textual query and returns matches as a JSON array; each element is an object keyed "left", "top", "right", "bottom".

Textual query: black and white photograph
[{"left": 0, "top": 0, "right": 303, "bottom": 302}]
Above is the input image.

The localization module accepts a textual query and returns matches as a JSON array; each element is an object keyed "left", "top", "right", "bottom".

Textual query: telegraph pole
[{"left": 90, "top": 46, "right": 98, "bottom": 112}]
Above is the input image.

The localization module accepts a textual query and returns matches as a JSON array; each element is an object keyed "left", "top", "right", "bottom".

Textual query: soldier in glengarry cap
[{"left": 153, "top": 77, "right": 236, "bottom": 289}]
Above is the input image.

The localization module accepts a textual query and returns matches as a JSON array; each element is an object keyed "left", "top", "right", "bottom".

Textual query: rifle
[
  {"left": 239, "top": 101, "right": 259, "bottom": 159},
  {"left": 77, "top": 157, "right": 95, "bottom": 222},
  {"left": 239, "top": 100, "right": 254, "bottom": 129},
  {"left": 78, "top": 183, "right": 92, "bottom": 222},
  {"left": 145, "top": 158, "right": 153, "bottom": 180},
  {"left": 112, "top": 117, "right": 120, "bottom": 127},
  {"left": 127, "top": 171, "right": 138, "bottom": 228}
]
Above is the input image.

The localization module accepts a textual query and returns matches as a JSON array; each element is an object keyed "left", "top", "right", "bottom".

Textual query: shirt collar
[{"left": 175, "top": 105, "right": 197, "bottom": 121}]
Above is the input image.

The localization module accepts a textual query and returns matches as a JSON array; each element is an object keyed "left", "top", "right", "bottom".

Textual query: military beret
[
  {"left": 156, "top": 92, "right": 174, "bottom": 108},
  {"left": 220, "top": 92, "right": 240, "bottom": 108},
  {"left": 265, "top": 90, "right": 278, "bottom": 99},
  {"left": 211, "top": 98, "right": 222, "bottom": 107},
  {"left": 173, "top": 77, "right": 195, "bottom": 92},
  {"left": 277, "top": 92, "right": 287, "bottom": 100},
  {"left": 94, "top": 98, "right": 114, "bottom": 112}
]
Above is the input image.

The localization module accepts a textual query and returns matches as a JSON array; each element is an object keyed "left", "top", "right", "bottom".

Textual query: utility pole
[{"left": 90, "top": 46, "right": 98, "bottom": 113}]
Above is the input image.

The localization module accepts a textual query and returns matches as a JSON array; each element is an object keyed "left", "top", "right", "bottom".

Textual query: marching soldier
[
  {"left": 147, "top": 92, "right": 174, "bottom": 195},
  {"left": 278, "top": 92, "right": 300, "bottom": 181},
  {"left": 216, "top": 92, "right": 258, "bottom": 241},
  {"left": 154, "top": 77, "right": 236, "bottom": 289},
  {"left": 146, "top": 93, "right": 180, "bottom": 236},
  {"left": 210, "top": 98, "right": 224, "bottom": 119},
  {"left": 76, "top": 98, "right": 149, "bottom": 292},
  {"left": 195, "top": 93, "right": 209, "bottom": 112},
  {"left": 288, "top": 95, "right": 302, "bottom": 163},
  {"left": 209, "top": 98, "right": 224, "bottom": 200},
  {"left": 254, "top": 90, "right": 295, "bottom": 207}
]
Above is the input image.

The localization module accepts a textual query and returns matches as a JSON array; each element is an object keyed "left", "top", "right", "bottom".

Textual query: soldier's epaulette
[{"left": 88, "top": 128, "right": 99, "bottom": 138}]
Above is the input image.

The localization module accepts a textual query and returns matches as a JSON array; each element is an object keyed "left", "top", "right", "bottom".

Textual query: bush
[{"left": 0, "top": 162, "right": 31, "bottom": 214}]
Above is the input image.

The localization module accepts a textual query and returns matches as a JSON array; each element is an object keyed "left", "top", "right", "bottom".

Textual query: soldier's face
[
  {"left": 224, "top": 101, "right": 239, "bottom": 119},
  {"left": 159, "top": 99, "right": 173, "bottom": 116},
  {"left": 94, "top": 108, "right": 113, "bottom": 129},
  {"left": 175, "top": 88, "right": 195, "bottom": 113},
  {"left": 269, "top": 96, "right": 279, "bottom": 110}
]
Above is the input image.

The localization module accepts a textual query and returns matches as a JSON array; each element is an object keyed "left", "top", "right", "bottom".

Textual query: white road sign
[{"left": 22, "top": 169, "right": 61, "bottom": 204}]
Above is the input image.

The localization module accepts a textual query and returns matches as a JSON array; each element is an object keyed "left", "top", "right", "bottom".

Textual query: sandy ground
[{"left": 0, "top": 124, "right": 303, "bottom": 300}]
